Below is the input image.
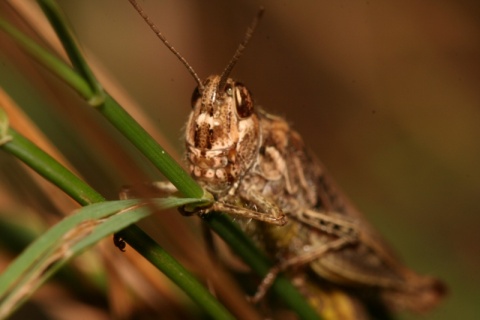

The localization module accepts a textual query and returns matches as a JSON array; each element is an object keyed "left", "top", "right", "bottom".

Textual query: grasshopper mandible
[{"left": 128, "top": 0, "right": 445, "bottom": 315}]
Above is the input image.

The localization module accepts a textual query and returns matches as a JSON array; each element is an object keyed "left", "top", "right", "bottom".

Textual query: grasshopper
[{"left": 129, "top": 0, "right": 445, "bottom": 315}]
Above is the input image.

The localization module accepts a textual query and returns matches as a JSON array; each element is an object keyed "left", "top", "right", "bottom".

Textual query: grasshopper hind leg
[{"left": 249, "top": 236, "right": 356, "bottom": 303}]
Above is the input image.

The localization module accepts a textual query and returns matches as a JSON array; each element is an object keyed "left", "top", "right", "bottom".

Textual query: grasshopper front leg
[
  {"left": 207, "top": 201, "right": 287, "bottom": 225},
  {"left": 122, "top": 181, "right": 288, "bottom": 226},
  {"left": 205, "top": 188, "right": 288, "bottom": 225}
]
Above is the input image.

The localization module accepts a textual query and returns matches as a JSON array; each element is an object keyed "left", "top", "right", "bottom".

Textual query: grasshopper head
[
  {"left": 129, "top": 1, "right": 265, "bottom": 195},
  {"left": 185, "top": 75, "right": 260, "bottom": 194}
]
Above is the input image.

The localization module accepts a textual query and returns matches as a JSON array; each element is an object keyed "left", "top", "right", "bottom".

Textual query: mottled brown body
[
  {"left": 128, "top": 1, "right": 445, "bottom": 315},
  {"left": 186, "top": 76, "right": 444, "bottom": 314}
]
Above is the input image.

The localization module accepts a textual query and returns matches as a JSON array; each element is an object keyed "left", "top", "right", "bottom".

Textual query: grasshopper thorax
[{"left": 186, "top": 75, "right": 259, "bottom": 194}]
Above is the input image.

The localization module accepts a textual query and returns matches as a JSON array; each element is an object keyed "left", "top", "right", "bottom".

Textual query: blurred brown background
[{"left": 2, "top": 0, "right": 480, "bottom": 319}]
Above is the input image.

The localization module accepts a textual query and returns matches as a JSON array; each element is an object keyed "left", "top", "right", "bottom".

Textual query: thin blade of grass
[
  {"left": 0, "top": 197, "right": 211, "bottom": 319},
  {"left": 0, "top": 17, "right": 92, "bottom": 100},
  {"left": 37, "top": 0, "right": 103, "bottom": 100}
]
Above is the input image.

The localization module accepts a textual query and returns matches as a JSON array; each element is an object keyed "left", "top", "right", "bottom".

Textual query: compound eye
[
  {"left": 191, "top": 86, "right": 201, "bottom": 108},
  {"left": 234, "top": 84, "right": 254, "bottom": 118}
]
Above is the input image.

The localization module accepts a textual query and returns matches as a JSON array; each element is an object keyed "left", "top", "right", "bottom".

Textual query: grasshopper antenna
[
  {"left": 128, "top": 0, "right": 204, "bottom": 91},
  {"left": 218, "top": 7, "right": 265, "bottom": 91}
]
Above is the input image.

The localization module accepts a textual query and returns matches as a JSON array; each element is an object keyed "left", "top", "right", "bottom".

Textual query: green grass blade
[
  {"left": 37, "top": 0, "right": 103, "bottom": 101},
  {"left": 0, "top": 198, "right": 217, "bottom": 319},
  {"left": 0, "top": 18, "right": 93, "bottom": 100},
  {"left": 3, "top": 129, "right": 104, "bottom": 205}
]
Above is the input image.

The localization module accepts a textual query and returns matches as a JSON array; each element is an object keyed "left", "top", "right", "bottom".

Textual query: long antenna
[
  {"left": 128, "top": 0, "right": 204, "bottom": 91},
  {"left": 218, "top": 7, "right": 265, "bottom": 91}
]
